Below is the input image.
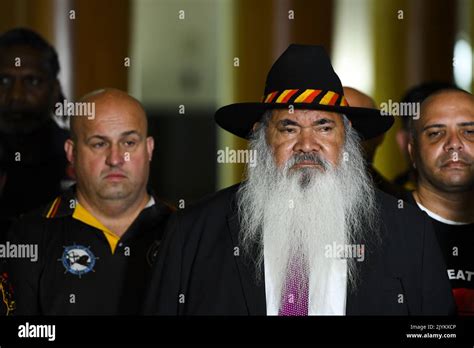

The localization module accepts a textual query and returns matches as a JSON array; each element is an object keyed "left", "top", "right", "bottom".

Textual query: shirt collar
[{"left": 415, "top": 201, "right": 471, "bottom": 225}]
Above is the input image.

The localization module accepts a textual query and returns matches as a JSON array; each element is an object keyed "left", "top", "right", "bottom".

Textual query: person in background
[
  {"left": 395, "top": 81, "right": 459, "bottom": 191},
  {"left": 407, "top": 88, "right": 474, "bottom": 315},
  {"left": 343, "top": 87, "right": 406, "bottom": 198},
  {"left": 0, "top": 28, "right": 71, "bottom": 220}
]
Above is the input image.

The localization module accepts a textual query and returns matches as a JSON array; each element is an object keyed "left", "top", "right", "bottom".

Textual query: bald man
[
  {"left": 6, "top": 88, "right": 172, "bottom": 315},
  {"left": 408, "top": 89, "right": 474, "bottom": 315},
  {"left": 343, "top": 87, "right": 406, "bottom": 198}
]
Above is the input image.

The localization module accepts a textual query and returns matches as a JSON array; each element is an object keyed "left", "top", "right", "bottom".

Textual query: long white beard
[{"left": 237, "top": 117, "right": 379, "bottom": 305}]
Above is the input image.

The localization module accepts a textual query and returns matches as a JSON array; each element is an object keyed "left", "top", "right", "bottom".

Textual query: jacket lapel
[
  {"left": 345, "top": 232, "right": 383, "bottom": 315},
  {"left": 345, "top": 267, "right": 359, "bottom": 315},
  {"left": 227, "top": 212, "right": 267, "bottom": 315}
]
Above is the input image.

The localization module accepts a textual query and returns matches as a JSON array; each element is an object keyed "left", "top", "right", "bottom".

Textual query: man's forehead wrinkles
[
  {"left": 277, "top": 118, "right": 336, "bottom": 127},
  {"left": 421, "top": 111, "right": 474, "bottom": 126},
  {"left": 80, "top": 116, "right": 143, "bottom": 133},
  {"left": 424, "top": 97, "right": 474, "bottom": 116},
  {"left": 86, "top": 131, "right": 140, "bottom": 141},
  {"left": 273, "top": 111, "right": 339, "bottom": 123}
]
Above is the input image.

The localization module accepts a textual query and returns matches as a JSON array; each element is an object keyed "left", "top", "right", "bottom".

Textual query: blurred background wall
[{"left": 0, "top": 0, "right": 472, "bottom": 205}]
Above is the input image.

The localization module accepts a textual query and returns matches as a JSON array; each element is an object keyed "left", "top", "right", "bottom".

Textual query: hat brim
[{"left": 215, "top": 102, "right": 394, "bottom": 140}]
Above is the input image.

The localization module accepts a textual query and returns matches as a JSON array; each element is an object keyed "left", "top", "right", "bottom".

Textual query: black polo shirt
[{"left": 6, "top": 188, "right": 172, "bottom": 315}]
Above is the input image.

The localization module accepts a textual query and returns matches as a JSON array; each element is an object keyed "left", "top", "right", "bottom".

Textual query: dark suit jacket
[{"left": 144, "top": 184, "right": 455, "bottom": 315}]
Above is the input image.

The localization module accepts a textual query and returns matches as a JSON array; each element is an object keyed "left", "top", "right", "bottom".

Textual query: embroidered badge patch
[{"left": 59, "top": 245, "right": 98, "bottom": 278}]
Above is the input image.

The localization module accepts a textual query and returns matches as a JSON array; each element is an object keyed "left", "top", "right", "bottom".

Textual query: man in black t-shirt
[{"left": 407, "top": 89, "right": 474, "bottom": 315}]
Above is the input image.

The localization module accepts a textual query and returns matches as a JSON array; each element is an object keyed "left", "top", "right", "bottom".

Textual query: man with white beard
[
  {"left": 144, "top": 44, "right": 455, "bottom": 316},
  {"left": 237, "top": 110, "right": 378, "bottom": 314}
]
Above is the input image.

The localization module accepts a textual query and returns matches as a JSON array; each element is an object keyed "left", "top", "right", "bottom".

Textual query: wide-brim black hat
[{"left": 215, "top": 44, "right": 394, "bottom": 140}]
